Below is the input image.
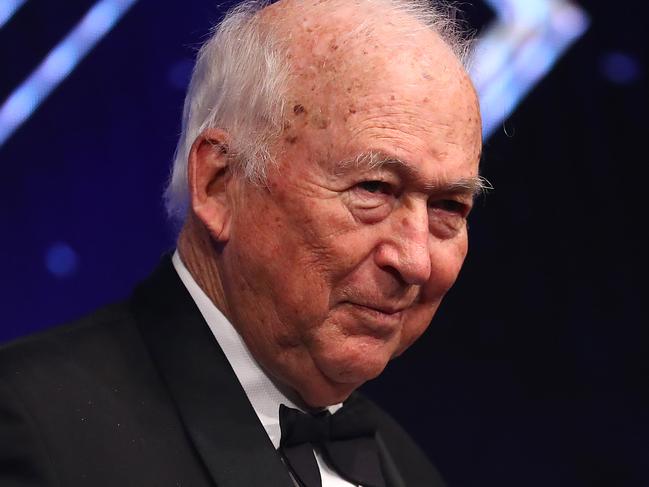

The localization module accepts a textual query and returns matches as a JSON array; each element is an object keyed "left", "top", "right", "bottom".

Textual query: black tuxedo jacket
[{"left": 0, "top": 257, "right": 446, "bottom": 486}]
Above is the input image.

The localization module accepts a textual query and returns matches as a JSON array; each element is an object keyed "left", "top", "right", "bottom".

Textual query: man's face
[{"left": 218, "top": 30, "right": 482, "bottom": 407}]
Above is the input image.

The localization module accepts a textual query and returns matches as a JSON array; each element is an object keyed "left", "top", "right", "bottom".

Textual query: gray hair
[{"left": 164, "top": 0, "right": 473, "bottom": 227}]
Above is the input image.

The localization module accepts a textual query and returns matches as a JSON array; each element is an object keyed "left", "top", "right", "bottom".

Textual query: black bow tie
[{"left": 278, "top": 402, "right": 386, "bottom": 487}]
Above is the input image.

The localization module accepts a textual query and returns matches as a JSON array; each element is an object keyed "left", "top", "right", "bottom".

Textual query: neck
[{"left": 177, "top": 214, "right": 231, "bottom": 320}]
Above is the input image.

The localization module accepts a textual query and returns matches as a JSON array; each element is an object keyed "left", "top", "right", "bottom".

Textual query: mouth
[
  {"left": 341, "top": 301, "right": 408, "bottom": 336},
  {"left": 353, "top": 303, "right": 405, "bottom": 315}
]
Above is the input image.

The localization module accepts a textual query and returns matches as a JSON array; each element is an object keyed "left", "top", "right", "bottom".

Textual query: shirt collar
[{"left": 172, "top": 251, "right": 341, "bottom": 449}]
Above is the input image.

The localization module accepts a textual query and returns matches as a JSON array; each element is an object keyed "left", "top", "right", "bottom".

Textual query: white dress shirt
[{"left": 172, "top": 252, "right": 358, "bottom": 487}]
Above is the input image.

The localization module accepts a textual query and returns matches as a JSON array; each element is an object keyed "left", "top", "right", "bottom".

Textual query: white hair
[{"left": 164, "top": 0, "right": 473, "bottom": 227}]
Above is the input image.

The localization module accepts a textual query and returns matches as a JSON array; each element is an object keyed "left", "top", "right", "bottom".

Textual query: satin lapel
[
  {"left": 130, "top": 257, "right": 294, "bottom": 487},
  {"left": 375, "top": 432, "right": 407, "bottom": 487},
  {"left": 345, "top": 394, "right": 406, "bottom": 487}
]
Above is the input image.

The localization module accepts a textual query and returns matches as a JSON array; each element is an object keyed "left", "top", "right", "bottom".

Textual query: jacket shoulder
[
  {"left": 0, "top": 302, "right": 212, "bottom": 487},
  {"left": 1, "top": 302, "right": 132, "bottom": 359},
  {"left": 0, "top": 303, "right": 142, "bottom": 487},
  {"left": 0, "top": 301, "right": 145, "bottom": 391}
]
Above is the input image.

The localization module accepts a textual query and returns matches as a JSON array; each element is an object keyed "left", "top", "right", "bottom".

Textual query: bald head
[
  {"left": 247, "top": 0, "right": 480, "bottom": 185},
  {"left": 260, "top": 0, "right": 471, "bottom": 66},
  {"left": 263, "top": 0, "right": 475, "bottom": 123}
]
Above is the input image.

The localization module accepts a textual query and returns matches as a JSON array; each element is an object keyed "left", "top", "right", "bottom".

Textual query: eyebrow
[{"left": 335, "top": 150, "right": 493, "bottom": 197}]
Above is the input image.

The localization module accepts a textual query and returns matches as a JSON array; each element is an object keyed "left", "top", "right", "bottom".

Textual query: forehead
[{"left": 267, "top": 2, "right": 482, "bottom": 176}]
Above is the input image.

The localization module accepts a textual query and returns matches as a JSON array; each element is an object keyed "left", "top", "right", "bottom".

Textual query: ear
[{"left": 188, "top": 128, "right": 234, "bottom": 242}]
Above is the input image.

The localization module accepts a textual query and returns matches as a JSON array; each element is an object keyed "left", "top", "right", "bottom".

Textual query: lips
[
  {"left": 352, "top": 302, "right": 406, "bottom": 315},
  {"left": 341, "top": 301, "right": 408, "bottom": 336}
]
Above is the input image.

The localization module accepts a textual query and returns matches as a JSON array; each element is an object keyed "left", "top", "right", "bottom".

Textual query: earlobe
[{"left": 188, "top": 128, "right": 234, "bottom": 242}]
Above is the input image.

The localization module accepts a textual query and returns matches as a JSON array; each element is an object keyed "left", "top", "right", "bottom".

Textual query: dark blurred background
[{"left": 1, "top": 1, "right": 647, "bottom": 485}]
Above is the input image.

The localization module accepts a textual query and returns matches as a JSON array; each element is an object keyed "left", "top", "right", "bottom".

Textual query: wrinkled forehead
[{"left": 259, "top": 0, "right": 481, "bottom": 167}]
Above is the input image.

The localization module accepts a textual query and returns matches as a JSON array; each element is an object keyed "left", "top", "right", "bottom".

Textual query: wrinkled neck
[{"left": 177, "top": 214, "right": 232, "bottom": 321}]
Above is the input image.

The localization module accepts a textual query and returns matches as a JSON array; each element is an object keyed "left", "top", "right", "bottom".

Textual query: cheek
[
  {"left": 394, "top": 302, "right": 441, "bottom": 357},
  {"left": 231, "top": 192, "right": 343, "bottom": 326},
  {"left": 422, "top": 234, "right": 468, "bottom": 300}
]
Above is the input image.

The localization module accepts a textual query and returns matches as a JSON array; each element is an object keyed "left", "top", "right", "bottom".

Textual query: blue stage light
[
  {"left": 45, "top": 242, "right": 79, "bottom": 278},
  {"left": 471, "top": 0, "right": 589, "bottom": 138},
  {"left": 0, "top": 0, "right": 139, "bottom": 148},
  {"left": 0, "top": 0, "right": 26, "bottom": 29},
  {"left": 1, "top": 0, "right": 589, "bottom": 148},
  {"left": 600, "top": 52, "right": 641, "bottom": 85}
]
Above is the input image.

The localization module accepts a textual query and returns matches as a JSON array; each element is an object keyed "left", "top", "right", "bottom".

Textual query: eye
[
  {"left": 348, "top": 180, "right": 395, "bottom": 222},
  {"left": 427, "top": 198, "right": 471, "bottom": 237},
  {"left": 357, "top": 180, "right": 391, "bottom": 194},
  {"left": 429, "top": 199, "right": 467, "bottom": 215}
]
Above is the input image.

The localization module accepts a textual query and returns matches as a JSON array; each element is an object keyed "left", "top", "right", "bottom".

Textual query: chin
[
  {"left": 298, "top": 381, "right": 357, "bottom": 409},
  {"left": 314, "top": 338, "right": 394, "bottom": 386},
  {"left": 284, "top": 338, "right": 395, "bottom": 408},
  {"left": 281, "top": 334, "right": 401, "bottom": 407}
]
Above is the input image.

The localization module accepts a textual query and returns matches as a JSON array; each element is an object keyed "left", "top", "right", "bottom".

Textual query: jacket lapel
[
  {"left": 344, "top": 393, "right": 406, "bottom": 487},
  {"left": 130, "top": 257, "right": 294, "bottom": 487},
  {"left": 376, "top": 432, "right": 407, "bottom": 487}
]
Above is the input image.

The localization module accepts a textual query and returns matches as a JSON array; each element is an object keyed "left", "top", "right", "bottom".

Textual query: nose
[{"left": 374, "top": 204, "right": 431, "bottom": 285}]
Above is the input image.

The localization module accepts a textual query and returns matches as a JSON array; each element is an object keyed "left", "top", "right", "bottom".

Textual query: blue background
[{"left": 1, "top": 1, "right": 648, "bottom": 485}]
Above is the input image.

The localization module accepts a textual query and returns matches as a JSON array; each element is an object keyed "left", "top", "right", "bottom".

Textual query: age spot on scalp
[
  {"left": 285, "top": 134, "right": 299, "bottom": 144},
  {"left": 310, "top": 113, "right": 329, "bottom": 129},
  {"left": 293, "top": 104, "right": 307, "bottom": 115}
]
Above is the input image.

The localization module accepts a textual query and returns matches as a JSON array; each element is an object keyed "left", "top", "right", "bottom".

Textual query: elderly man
[{"left": 0, "top": 0, "right": 482, "bottom": 486}]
